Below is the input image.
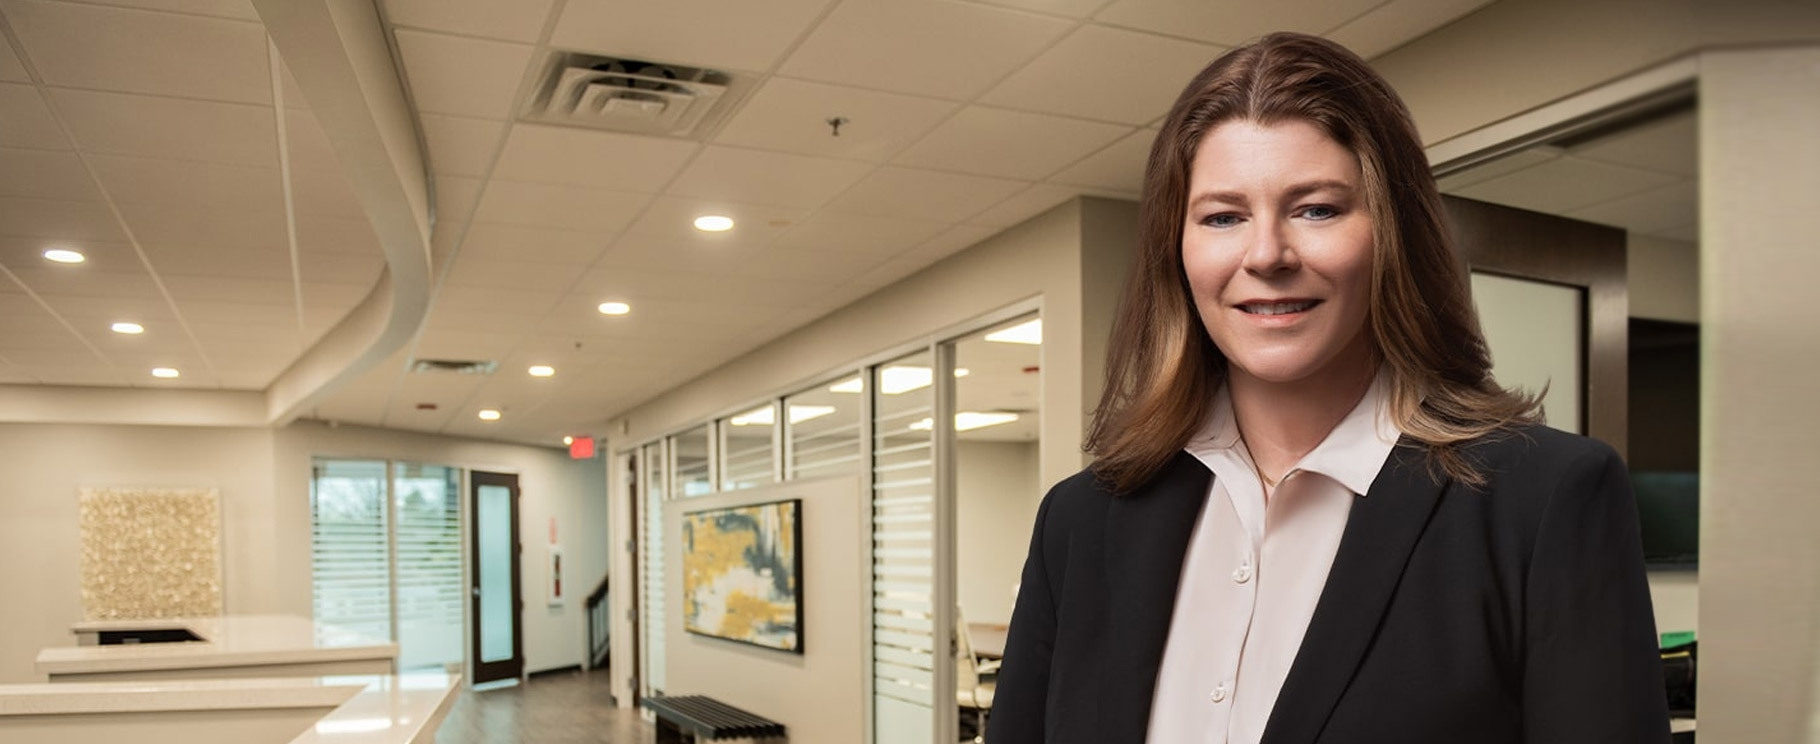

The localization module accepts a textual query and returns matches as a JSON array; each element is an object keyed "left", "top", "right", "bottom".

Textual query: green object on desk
[{"left": 1661, "top": 630, "right": 1696, "bottom": 648}]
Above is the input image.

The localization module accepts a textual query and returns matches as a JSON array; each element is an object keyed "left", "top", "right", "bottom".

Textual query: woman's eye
[
  {"left": 1300, "top": 205, "right": 1339, "bottom": 220},
  {"left": 1202, "top": 213, "right": 1242, "bottom": 228}
]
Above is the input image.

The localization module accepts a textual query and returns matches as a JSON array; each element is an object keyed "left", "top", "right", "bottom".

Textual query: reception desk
[
  {"left": 38, "top": 615, "right": 397, "bottom": 682},
  {"left": 0, "top": 672, "right": 458, "bottom": 744}
]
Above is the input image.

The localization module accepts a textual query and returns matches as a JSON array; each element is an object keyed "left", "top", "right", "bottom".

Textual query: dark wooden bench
[{"left": 643, "top": 695, "right": 786, "bottom": 742}]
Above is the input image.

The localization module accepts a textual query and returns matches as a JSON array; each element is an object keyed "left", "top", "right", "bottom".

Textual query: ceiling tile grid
[
  {"left": 712, "top": 77, "right": 960, "bottom": 162},
  {"left": 780, "top": 0, "right": 1076, "bottom": 101},
  {"left": 2, "top": 0, "right": 271, "bottom": 104},
  {"left": 892, "top": 105, "right": 1132, "bottom": 180},
  {"left": 1093, "top": 0, "right": 1386, "bottom": 46},
  {"left": 980, "top": 24, "right": 1225, "bottom": 124},
  {"left": 0, "top": 147, "right": 100, "bottom": 200},
  {"left": 551, "top": 0, "right": 838, "bottom": 74},
  {"left": 491, "top": 123, "right": 699, "bottom": 191},
  {"left": 394, "top": 29, "right": 535, "bottom": 120},
  {"left": 471, "top": 179, "right": 654, "bottom": 233},
  {"left": 0, "top": 29, "right": 29, "bottom": 82},
  {"left": 664, "top": 145, "right": 875, "bottom": 208},
  {"left": 383, "top": 0, "right": 555, "bottom": 44},
  {"left": 49, "top": 88, "right": 278, "bottom": 166},
  {"left": 0, "top": 82, "right": 70, "bottom": 148}
]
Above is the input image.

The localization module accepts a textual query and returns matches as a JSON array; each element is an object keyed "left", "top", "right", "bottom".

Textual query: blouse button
[
  {"left": 1232, "top": 565, "right": 1253, "bottom": 583},
  {"left": 1210, "top": 684, "right": 1229, "bottom": 703}
]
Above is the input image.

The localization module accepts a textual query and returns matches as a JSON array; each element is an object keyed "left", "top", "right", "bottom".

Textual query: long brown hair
[{"left": 1087, "top": 32, "right": 1539, "bottom": 493}]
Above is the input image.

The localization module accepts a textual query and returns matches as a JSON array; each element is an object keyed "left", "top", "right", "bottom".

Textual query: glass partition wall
[{"left": 622, "top": 306, "right": 1041, "bottom": 743}]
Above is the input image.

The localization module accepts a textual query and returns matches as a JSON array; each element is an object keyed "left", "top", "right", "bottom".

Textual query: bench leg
[{"left": 655, "top": 717, "right": 694, "bottom": 744}]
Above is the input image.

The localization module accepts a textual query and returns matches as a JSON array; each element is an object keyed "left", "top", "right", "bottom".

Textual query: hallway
[{"left": 436, "top": 668, "right": 654, "bottom": 743}]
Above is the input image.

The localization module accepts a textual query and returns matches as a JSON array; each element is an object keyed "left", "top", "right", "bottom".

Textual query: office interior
[{"left": 0, "top": 0, "right": 1815, "bottom": 741}]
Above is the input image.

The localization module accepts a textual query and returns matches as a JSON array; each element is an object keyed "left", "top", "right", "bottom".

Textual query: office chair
[{"left": 956, "top": 605, "right": 998, "bottom": 743}]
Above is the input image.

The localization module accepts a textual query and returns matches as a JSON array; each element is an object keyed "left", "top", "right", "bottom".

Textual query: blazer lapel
[
  {"left": 1260, "top": 439, "right": 1450, "bottom": 744},
  {"left": 1100, "top": 451, "right": 1212, "bottom": 744}
]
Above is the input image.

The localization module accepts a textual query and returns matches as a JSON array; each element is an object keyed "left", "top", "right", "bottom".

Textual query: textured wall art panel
[{"left": 78, "top": 487, "right": 223, "bottom": 620}]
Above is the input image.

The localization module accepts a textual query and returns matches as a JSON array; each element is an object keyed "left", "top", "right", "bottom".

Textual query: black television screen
[{"left": 1629, "top": 318, "right": 1699, "bottom": 569}]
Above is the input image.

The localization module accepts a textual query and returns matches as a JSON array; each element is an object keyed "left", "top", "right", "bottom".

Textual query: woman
[{"left": 986, "top": 32, "right": 1668, "bottom": 744}]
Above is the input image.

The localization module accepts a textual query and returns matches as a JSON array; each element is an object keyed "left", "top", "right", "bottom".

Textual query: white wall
[
  {"left": 0, "top": 423, "right": 278, "bottom": 683},
  {"left": 956, "top": 441, "right": 1040, "bottom": 627},
  {"left": 1696, "top": 44, "right": 1820, "bottom": 742},
  {"left": 0, "top": 419, "right": 607, "bottom": 684},
  {"left": 1629, "top": 235, "right": 1699, "bottom": 324},
  {"left": 664, "top": 477, "right": 866, "bottom": 744}
]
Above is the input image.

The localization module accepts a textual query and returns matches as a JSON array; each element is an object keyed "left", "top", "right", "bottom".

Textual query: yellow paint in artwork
[
  {"left": 683, "top": 516, "right": 758, "bottom": 598},
  {"left": 719, "top": 591, "right": 782, "bottom": 639}
]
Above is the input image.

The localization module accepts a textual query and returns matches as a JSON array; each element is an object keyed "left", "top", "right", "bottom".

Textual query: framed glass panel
[
  {"left": 672, "top": 425, "right": 714, "bottom": 497},
  {"left": 721, "top": 403, "right": 778, "bottom": 490},
  {"left": 788, "top": 376, "right": 864, "bottom": 480},
  {"left": 639, "top": 441, "right": 668, "bottom": 697},
  {"left": 871, "top": 349, "right": 937, "bottom": 744}
]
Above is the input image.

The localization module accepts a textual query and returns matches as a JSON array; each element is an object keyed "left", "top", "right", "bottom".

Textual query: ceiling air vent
[
  {"left": 411, "top": 358, "right": 498, "bottom": 375},
  {"left": 522, "top": 52, "right": 751, "bottom": 139}
]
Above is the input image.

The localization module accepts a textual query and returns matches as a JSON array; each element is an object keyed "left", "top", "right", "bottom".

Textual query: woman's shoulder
[{"left": 1461, "top": 421, "right": 1621, "bottom": 470}]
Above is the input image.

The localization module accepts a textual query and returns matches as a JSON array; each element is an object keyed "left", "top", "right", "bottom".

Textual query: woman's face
[{"left": 1181, "top": 118, "right": 1375, "bottom": 388}]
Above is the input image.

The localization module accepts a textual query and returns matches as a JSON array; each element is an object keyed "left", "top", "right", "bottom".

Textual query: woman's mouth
[{"left": 1238, "top": 300, "right": 1319, "bottom": 315}]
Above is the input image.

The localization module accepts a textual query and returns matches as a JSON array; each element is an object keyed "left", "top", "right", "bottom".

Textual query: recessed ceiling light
[
  {"left": 478, "top": 409, "right": 501, "bottom": 421},
  {"left": 151, "top": 367, "right": 180, "bottom": 378},
  {"left": 693, "top": 215, "right": 734, "bottom": 232},
  {"left": 111, "top": 322, "right": 144, "bottom": 334},
  {"left": 598, "top": 301, "right": 631, "bottom": 316},
  {"left": 563, "top": 436, "right": 574, "bottom": 446},
  {"left": 44, "top": 249, "right": 86, "bottom": 264},
  {"left": 528, "top": 365, "right": 555, "bottom": 377},
  {"left": 985, "top": 318, "right": 1042, "bottom": 345}
]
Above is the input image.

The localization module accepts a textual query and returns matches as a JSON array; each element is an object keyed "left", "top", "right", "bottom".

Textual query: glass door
[{"left": 470, "top": 470, "right": 523, "bottom": 685}]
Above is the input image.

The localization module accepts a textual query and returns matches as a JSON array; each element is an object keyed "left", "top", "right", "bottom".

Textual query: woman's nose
[{"left": 1242, "top": 219, "right": 1299, "bottom": 276}]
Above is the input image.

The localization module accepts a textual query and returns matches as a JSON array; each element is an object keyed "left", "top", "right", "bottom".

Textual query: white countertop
[
  {"left": 40, "top": 615, "right": 397, "bottom": 675},
  {"left": 0, "top": 672, "right": 460, "bottom": 744}
]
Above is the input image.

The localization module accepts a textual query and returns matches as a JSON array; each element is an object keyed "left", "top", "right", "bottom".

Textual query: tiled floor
[{"left": 435, "top": 667, "right": 655, "bottom": 743}]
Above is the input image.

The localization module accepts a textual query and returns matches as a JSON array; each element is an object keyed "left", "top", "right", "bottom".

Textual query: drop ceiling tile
[
  {"left": 4, "top": 0, "right": 270, "bottom": 104},
  {"left": 116, "top": 200, "right": 286, "bottom": 252},
  {"left": 732, "top": 245, "right": 889, "bottom": 284},
  {"left": 0, "top": 148, "right": 100, "bottom": 200},
  {"left": 778, "top": 211, "right": 950, "bottom": 255},
  {"left": 12, "top": 269, "right": 165, "bottom": 301},
  {"left": 86, "top": 154, "right": 281, "bottom": 210},
  {"left": 780, "top": 0, "right": 1074, "bottom": 100},
  {"left": 1571, "top": 111, "right": 1697, "bottom": 177},
  {"left": 432, "top": 285, "right": 563, "bottom": 315},
  {"left": 385, "top": 0, "right": 556, "bottom": 43},
  {"left": 297, "top": 215, "right": 384, "bottom": 257},
  {"left": 394, "top": 30, "right": 534, "bottom": 120},
  {"left": 420, "top": 115, "right": 502, "bottom": 180},
  {"left": 0, "top": 197, "right": 127, "bottom": 242},
  {"left": 434, "top": 176, "right": 483, "bottom": 222},
  {"left": 171, "top": 299, "right": 296, "bottom": 326},
  {"left": 571, "top": 269, "right": 830, "bottom": 311},
  {"left": 276, "top": 56, "right": 308, "bottom": 109},
  {"left": 1435, "top": 147, "right": 1562, "bottom": 193},
  {"left": 1565, "top": 180, "right": 1698, "bottom": 236},
  {"left": 302, "top": 281, "right": 372, "bottom": 310},
  {"left": 966, "top": 183, "right": 1081, "bottom": 229},
  {"left": 972, "top": 0, "right": 1115, "bottom": 17},
  {"left": 284, "top": 111, "right": 367, "bottom": 217},
  {"left": 0, "top": 83, "right": 69, "bottom": 149},
  {"left": 73, "top": 0, "right": 259, "bottom": 19},
  {"left": 625, "top": 196, "right": 810, "bottom": 245},
  {"left": 982, "top": 24, "right": 1223, "bottom": 124},
  {"left": 473, "top": 180, "right": 652, "bottom": 233},
  {"left": 1325, "top": 0, "right": 1494, "bottom": 59},
  {"left": 552, "top": 0, "right": 835, "bottom": 74},
  {"left": 1453, "top": 155, "right": 1682, "bottom": 215},
  {"left": 6, "top": 347, "right": 110, "bottom": 366},
  {"left": 421, "top": 308, "right": 546, "bottom": 334},
  {"left": 443, "top": 257, "right": 587, "bottom": 291},
  {"left": 847, "top": 224, "right": 1001, "bottom": 289},
  {"left": 298, "top": 252, "right": 385, "bottom": 285},
  {"left": 491, "top": 124, "right": 699, "bottom": 191},
  {"left": 458, "top": 222, "right": 612, "bottom": 264},
  {"left": 824, "top": 166, "right": 1026, "bottom": 223},
  {"left": 160, "top": 275, "right": 295, "bottom": 305},
  {"left": 666, "top": 146, "right": 873, "bottom": 208},
  {"left": 1049, "top": 126, "right": 1153, "bottom": 192},
  {"left": 713, "top": 77, "right": 958, "bottom": 161},
  {"left": 593, "top": 232, "right": 746, "bottom": 274},
  {"left": 0, "top": 235, "right": 137, "bottom": 269},
  {"left": 51, "top": 89, "right": 276, "bottom": 166},
  {"left": 20, "top": 364, "right": 126, "bottom": 386},
  {"left": 413, "top": 328, "right": 527, "bottom": 361},
  {"left": 140, "top": 239, "right": 290, "bottom": 280},
  {"left": 894, "top": 107, "right": 1129, "bottom": 180},
  {"left": 0, "top": 32, "right": 28, "bottom": 83},
  {"left": 0, "top": 314, "right": 88, "bottom": 351},
  {"left": 1093, "top": 0, "right": 1384, "bottom": 46}
]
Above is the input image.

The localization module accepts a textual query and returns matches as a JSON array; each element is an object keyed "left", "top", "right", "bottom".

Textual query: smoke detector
[{"left": 522, "top": 52, "right": 753, "bottom": 139}]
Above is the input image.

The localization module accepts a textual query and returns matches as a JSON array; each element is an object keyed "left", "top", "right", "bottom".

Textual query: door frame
[{"left": 470, "top": 470, "right": 524, "bottom": 684}]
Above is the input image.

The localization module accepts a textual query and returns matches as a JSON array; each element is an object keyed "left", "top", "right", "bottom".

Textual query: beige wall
[
  {"left": 1630, "top": 235, "right": 1700, "bottom": 324},
  {"left": 1697, "top": 44, "right": 1820, "bottom": 742},
  {"left": 663, "top": 477, "right": 866, "bottom": 744},
  {"left": 956, "top": 441, "right": 1040, "bottom": 627},
  {"left": 0, "top": 419, "right": 607, "bottom": 684}
]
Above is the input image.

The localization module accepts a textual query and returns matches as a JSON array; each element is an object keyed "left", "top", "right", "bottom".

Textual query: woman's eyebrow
[{"left": 1188, "top": 179, "right": 1356, "bottom": 208}]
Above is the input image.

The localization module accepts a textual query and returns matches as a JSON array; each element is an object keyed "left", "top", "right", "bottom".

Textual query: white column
[{"left": 1697, "top": 44, "right": 1820, "bottom": 742}]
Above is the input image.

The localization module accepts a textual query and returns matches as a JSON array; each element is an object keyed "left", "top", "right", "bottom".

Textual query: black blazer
[{"left": 987, "top": 424, "right": 1669, "bottom": 744}]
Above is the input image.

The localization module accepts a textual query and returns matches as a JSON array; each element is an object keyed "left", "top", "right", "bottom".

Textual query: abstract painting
[{"left": 681, "top": 499, "right": 802, "bottom": 652}]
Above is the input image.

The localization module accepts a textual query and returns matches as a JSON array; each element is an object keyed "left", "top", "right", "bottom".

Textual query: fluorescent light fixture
[
  {"left": 598, "top": 301, "right": 631, "bottom": 315},
  {"left": 478, "top": 409, "right": 501, "bottom": 421},
  {"left": 562, "top": 436, "right": 574, "bottom": 446},
  {"left": 528, "top": 365, "right": 555, "bottom": 377},
  {"left": 150, "top": 367, "right": 180, "bottom": 378},
  {"left": 693, "top": 214, "right": 735, "bottom": 232},
  {"left": 879, "top": 366, "right": 933, "bottom": 394},
  {"left": 954, "top": 368, "right": 970, "bottom": 378},
  {"left": 43, "top": 249, "right": 85, "bottom": 264},
  {"left": 985, "top": 318, "right": 1042, "bottom": 345},
  {"left": 909, "top": 411, "right": 1020, "bottom": 432},
  {"left": 828, "top": 377, "right": 863, "bottom": 394},
  {"left": 111, "top": 322, "right": 144, "bottom": 334},
  {"left": 731, "top": 405, "right": 837, "bottom": 426}
]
